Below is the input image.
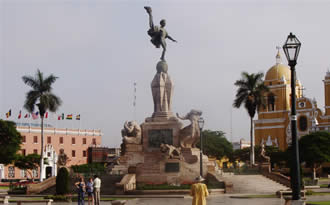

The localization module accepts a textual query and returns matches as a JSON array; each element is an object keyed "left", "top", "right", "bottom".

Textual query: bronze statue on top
[{"left": 144, "top": 6, "right": 177, "bottom": 61}]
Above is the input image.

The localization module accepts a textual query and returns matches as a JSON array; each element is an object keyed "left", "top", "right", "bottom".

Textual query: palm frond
[
  {"left": 24, "top": 91, "right": 40, "bottom": 112},
  {"left": 22, "top": 75, "right": 40, "bottom": 90}
]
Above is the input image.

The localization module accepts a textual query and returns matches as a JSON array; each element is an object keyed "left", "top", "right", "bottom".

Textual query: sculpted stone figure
[
  {"left": 160, "top": 143, "right": 181, "bottom": 159},
  {"left": 260, "top": 144, "right": 270, "bottom": 163},
  {"left": 121, "top": 121, "right": 142, "bottom": 144},
  {"left": 57, "top": 148, "right": 68, "bottom": 167},
  {"left": 177, "top": 110, "right": 203, "bottom": 148},
  {"left": 144, "top": 6, "right": 177, "bottom": 61}
]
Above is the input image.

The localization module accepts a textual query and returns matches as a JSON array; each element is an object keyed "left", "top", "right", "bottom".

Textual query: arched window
[
  {"left": 298, "top": 115, "right": 308, "bottom": 131},
  {"left": 268, "top": 94, "right": 275, "bottom": 111}
]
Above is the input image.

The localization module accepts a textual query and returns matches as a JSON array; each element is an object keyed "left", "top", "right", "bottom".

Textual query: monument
[{"left": 112, "top": 7, "right": 209, "bottom": 184}]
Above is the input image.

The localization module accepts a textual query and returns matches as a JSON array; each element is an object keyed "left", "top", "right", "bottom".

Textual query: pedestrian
[
  {"left": 86, "top": 177, "right": 94, "bottom": 205},
  {"left": 93, "top": 175, "right": 101, "bottom": 205},
  {"left": 190, "top": 176, "right": 209, "bottom": 205},
  {"left": 75, "top": 177, "right": 86, "bottom": 205}
]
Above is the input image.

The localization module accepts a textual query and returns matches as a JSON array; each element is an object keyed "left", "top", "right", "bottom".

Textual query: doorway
[{"left": 45, "top": 167, "right": 52, "bottom": 179}]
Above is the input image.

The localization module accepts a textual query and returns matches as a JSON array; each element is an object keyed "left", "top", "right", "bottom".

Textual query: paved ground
[
  {"left": 47, "top": 195, "right": 330, "bottom": 205},
  {"left": 124, "top": 196, "right": 285, "bottom": 205},
  {"left": 221, "top": 174, "right": 287, "bottom": 194}
]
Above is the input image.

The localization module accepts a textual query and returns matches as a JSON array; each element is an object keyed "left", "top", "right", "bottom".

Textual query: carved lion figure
[
  {"left": 121, "top": 121, "right": 142, "bottom": 145},
  {"left": 176, "top": 109, "right": 202, "bottom": 148},
  {"left": 160, "top": 143, "right": 181, "bottom": 159}
]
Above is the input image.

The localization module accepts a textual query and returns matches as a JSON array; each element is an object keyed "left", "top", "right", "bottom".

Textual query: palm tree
[
  {"left": 22, "top": 69, "right": 62, "bottom": 182},
  {"left": 233, "top": 72, "right": 268, "bottom": 165}
]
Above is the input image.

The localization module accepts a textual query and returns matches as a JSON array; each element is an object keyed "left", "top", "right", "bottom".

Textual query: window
[
  {"left": 47, "top": 136, "right": 51, "bottom": 144},
  {"left": 32, "top": 168, "right": 38, "bottom": 178},
  {"left": 33, "top": 136, "right": 38, "bottom": 143},
  {"left": 59, "top": 137, "right": 64, "bottom": 144},
  {"left": 83, "top": 138, "right": 87, "bottom": 145},
  {"left": 8, "top": 166, "right": 15, "bottom": 178},
  {"left": 298, "top": 102, "right": 306, "bottom": 108},
  {"left": 21, "top": 169, "right": 27, "bottom": 178},
  {"left": 22, "top": 149, "right": 26, "bottom": 156},
  {"left": 298, "top": 116, "right": 308, "bottom": 131},
  {"left": 92, "top": 138, "right": 96, "bottom": 145},
  {"left": 22, "top": 136, "right": 26, "bottom": 143},
  {"left": 72, "top": 137, "right": 76, "bottom": 145},
  {"left": 33, "top": 149, "right": 38, "bottom": 154},
  {"left": 47, "top": 152, "right": 51, "bottom": 157},
  {"left": 268, "top": 94, "right": 275, "bottom": 111},
  {"left": 83, "top": 150, "right": 87, "bottom": 157},
  {"left": 72, "top": 150, "right": 76, "bottom": 157}
]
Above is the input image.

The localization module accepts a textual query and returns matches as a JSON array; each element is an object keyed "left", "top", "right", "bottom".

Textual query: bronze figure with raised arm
[{"left": 144, "top": 6, "right": 177, "bottom": 61}]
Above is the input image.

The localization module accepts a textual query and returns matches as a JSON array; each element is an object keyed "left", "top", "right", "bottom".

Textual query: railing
[
  {"left": 262, "top": 171, "right": 291, "bottom": 187},
  {"left": 26, "top": 176, "right": 56, "bottom": 194}
]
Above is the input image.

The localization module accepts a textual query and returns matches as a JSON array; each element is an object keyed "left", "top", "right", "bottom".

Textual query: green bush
[
  {"left": 56, "top": 167, "right": 71, "bottom": 195},
  {"left": 71, "top": 163, "right": 105, "bottom": 175}
]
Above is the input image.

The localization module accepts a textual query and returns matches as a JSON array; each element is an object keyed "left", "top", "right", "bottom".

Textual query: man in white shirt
[{"left": 93, "top": 175, "right": 101, "bottom": 205}]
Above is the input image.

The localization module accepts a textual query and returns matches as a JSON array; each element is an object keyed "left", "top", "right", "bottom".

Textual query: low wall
[
  {"left": 262, "top": 171, "right": 290, "bottom": 188},
  {"left": 26, "top": 177, "right": 56, "bottom": 195}
]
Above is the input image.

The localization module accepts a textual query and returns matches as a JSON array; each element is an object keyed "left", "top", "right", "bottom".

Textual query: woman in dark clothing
[{"left": 75, "top": 177, "right": 86, "bottom": 205}]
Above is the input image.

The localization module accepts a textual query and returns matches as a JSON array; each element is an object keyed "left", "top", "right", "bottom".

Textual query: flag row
[{"left": 4, "top": 109, "right": 81, "bottom": 120}]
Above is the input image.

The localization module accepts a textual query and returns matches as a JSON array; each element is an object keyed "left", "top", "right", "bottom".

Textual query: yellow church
[{"left": 254, "top": 50, "right": 330, "bottom": 151}]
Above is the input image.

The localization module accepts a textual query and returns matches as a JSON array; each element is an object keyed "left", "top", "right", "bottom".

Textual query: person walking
[
  {"left": 93, "top": 175, "right": 101, "bottom": 205},
  {"left": 86, "top": 178, "right": 94, "bottom": 205},
  {"left": 190, "top": 176, "right": 209, "bottom": 205},
  {"left": 75, "top": 177, "right": 86, "bottom": 205}
]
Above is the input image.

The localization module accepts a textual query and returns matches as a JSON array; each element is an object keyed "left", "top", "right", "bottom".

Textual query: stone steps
[{"left": 220, "top": 174, "right": 287, "bottom": 194}]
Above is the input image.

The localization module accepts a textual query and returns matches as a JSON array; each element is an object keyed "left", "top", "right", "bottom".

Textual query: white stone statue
[
  {"left": 176, "top": 109, "right": 203, "bottom": 148},
  {"left": 121, "top": 121, "right": 142, "bottom": 144},
  {"left": 160, "top": 143, "right": 181, "bottom": 159}
]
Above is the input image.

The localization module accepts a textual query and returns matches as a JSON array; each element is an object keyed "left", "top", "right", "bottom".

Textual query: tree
[
  {"left": 197, "top": 130, "right": 233, "bottom": 159},
  {"left": 14, "top": 154, "right": 41, "bottom": 180},
  {"left": 56, "top": 167, "right": 71, "bottom": 195},
  {"left": 0, "top": 120, "right": 22, "bottom": 164},
  {"left": 22, "top": 69, "right": 62, "bottom": 181},
  {"left": 299, "top": 131, "right": 330, "bottom": 180},
  {"left": 233, "top": 72, "right": 268, "bottom": 165}
]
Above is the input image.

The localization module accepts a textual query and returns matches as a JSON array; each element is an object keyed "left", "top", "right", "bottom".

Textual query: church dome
[{"left": 265, "top": 50, "right": 291, "bottom": 82}]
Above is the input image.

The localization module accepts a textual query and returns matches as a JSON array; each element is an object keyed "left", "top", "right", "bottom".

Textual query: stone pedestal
[
  {"left": 259, "top": 162, "right": 271, "bottom": 173},
  {"left": 141, "top": 120, "right": 183, "bottom": 151},
  {"left": 135, "top": 148, "right": 209, "bottom": 184},
  {"left": 150, "top": 60, "right": 175, "bottom": 120}
]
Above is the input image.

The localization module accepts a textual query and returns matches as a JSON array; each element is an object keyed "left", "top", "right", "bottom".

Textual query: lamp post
[
  {"left": 282, "top": 32, "right": 302, "bottom": 201},
  {"left": 198, "top": 117, "right": 205, "bottom": 178}
]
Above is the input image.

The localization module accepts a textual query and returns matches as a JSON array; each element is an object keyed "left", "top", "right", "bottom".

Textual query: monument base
[{"left": 136, "top": 148, "right": 209, "bottom": 184}]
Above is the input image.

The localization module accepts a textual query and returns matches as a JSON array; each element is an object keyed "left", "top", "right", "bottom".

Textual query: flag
[
  {"left": 58, "top": 115, "right": 61, "bottom": 120},
  {"left": 18, "top": 110, "right": 22, "bottom": 119},
  {"left": 76, "top": 114, "right": 80, "bottom": 120},
  {"left": 32, "top": 112, "right": 38, "bottom": 120},
  {"left": 24, "top": 113, "right": 30, "bottom": 118},
  {"left": 6, "top": 109, "right": 11, "bottom": 118},
  {"left": 62, "top": 113, "right": 64, "bottom": 120},
  {"left": 45, "top": 112, "right": 48, "bottom": 118},
  {"left": 66, "top": 114, "right": 73, "bottom": 120}
]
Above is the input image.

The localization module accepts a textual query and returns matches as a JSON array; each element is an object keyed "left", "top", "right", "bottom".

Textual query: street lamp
[
  {"left": 198, "top": 117, "right": 205, "bottom": 178},
  {"left": 283, "top": 32, "right": 302, "bottom": 201}
]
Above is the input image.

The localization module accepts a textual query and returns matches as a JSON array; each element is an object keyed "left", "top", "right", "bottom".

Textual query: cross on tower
[{"left": 298, "top": 86, "right": 306, "bottom": 97}]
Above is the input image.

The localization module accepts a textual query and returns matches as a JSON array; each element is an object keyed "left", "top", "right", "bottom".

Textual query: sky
[{"left": 1, "top": 0, "right": 330, "bottom": 148}]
